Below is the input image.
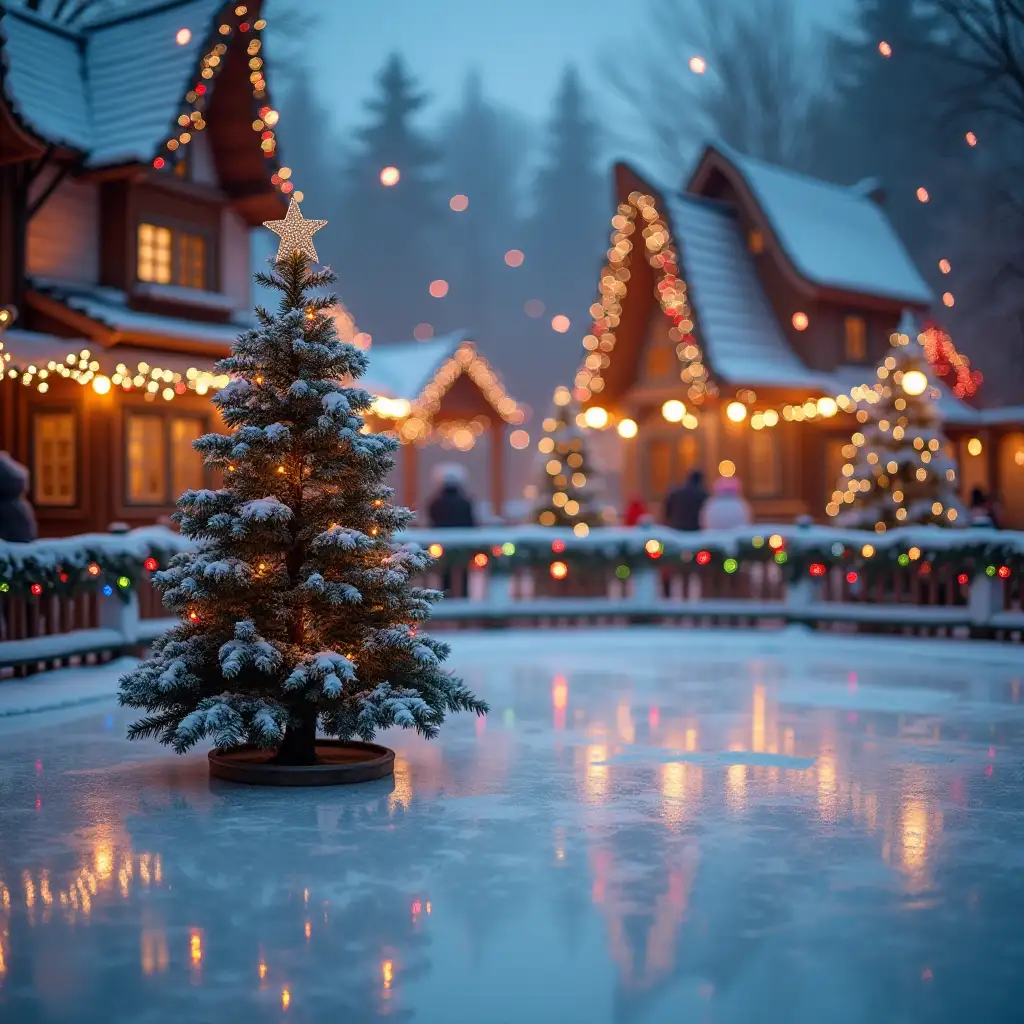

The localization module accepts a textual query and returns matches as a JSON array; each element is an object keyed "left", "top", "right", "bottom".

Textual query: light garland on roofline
[
  {"left": 155, "top": 5, "right": 288, "bottom": 195},
  {"left": 0, "top": 340, "right": 227, "bottom": 402},
  {"left": 393, "top": 343, "right": 524, "bottom": 444},
  {"left": 576, "top": 192, "right": 716, "bottom": 408}
]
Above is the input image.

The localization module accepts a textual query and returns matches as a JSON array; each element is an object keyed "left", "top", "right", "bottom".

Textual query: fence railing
[{"left": 3, "top": 523, "right": 1022, "bottom": 676}]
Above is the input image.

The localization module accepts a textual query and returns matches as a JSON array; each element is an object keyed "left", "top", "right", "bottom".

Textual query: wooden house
[
  {"left": 0, "top": 0, "right": 523, "bottom": 535},
  {"left": 576, "top": 145, "right": 1024, "bottom": 526}
]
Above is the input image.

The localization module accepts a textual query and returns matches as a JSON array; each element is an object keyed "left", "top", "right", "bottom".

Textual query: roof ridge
[{"left": 711, "top": 140, "right": 870, "bottom": 203}]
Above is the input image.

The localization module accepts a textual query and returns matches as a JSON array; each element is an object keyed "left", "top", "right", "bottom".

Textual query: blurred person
[
  {"left": 664, "top": 470, "right": 707, "bottom": 531},
  {"left": 0, "top": 452, "right": 37, "bottom": 543},
  {"left": 700, "top": 475, "right": 753, "bottom": 531},
  {"left": 428, "top": 464, "right": 476, "bottom": 528}
]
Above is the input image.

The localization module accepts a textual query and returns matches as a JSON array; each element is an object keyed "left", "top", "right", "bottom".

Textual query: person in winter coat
[
  {"left": 427, "top": 464, "right": 476, "bottom": 528},
  {"left": 699, "top": 475, "right": 753, "bottom": 531},
  {"left": 623, "top": 497, "right": 649, "bottom": 527},
  {"left": 0, "top": 452, "right": 38, "bottom": 543},
  {"left": 664, "top": 470, "right": 708, "bottom": 531}
]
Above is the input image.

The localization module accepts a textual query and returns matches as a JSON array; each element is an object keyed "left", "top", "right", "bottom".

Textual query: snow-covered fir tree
[
  {"left": 119, "top": 207, "right": 486, "bottom": 765},
  {"left": 534, "top": 388, "right": 601, "bottom": 532},
  {"left": 832, "top": 312, "right": 963, "bottom": 532}
]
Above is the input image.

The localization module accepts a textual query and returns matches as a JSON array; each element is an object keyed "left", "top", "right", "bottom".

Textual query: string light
[
  {"left": 791, "top": 312, "right": 809, "bottom": 331},
  {"left": 380, "top": 166, "right": 400, "bottom": 186}
]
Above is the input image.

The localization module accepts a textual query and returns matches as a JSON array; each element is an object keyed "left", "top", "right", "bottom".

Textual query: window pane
[
  {"left": 676, "top": 433, "right": 701, "bottom": 481},
  {"left": 33, "top": 412, "right": 76, "bottom": 507},
  {"left": 138, "top": 222, "right": 173, "bottom": 284},
  {"left": 171, "top": 417, "right": 205, "bottom": 496},
  {"left": 178, "top": 232, "right": 206, "bottom": 290},
  {"left": 126, "top": 414, "right": 167, "bottom": 504},
  {"left": 645, "top": 345, "right": 673, "bottom": 381},
  {"left": 749, "top": 429, "right": 780, "bottom": 497}
]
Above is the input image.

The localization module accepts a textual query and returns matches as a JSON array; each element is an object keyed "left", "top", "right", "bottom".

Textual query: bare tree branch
[{"left": 608, "top": 0, "right": 824, "bottom": 171}]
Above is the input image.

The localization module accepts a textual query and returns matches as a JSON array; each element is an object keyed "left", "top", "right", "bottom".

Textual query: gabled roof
[
  {"left": 360, "top": 333, "right": 469, "bottom": 402},
  {"left": 688, "top": 143, "right": 934, "bottom": 306},
  {"left": 664, "top": 192, "right": 830, "bottom": 389},
  {"left": 0, "top": 0, "right": 277, "bottom": 182}
]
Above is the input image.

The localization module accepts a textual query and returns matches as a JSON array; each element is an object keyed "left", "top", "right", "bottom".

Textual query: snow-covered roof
[
  {"left": 0, "top": 0, "right": 232, "bottom": 166},
  {"left": 360, "top": 332, "right": 469, "bottom": 401},
  {"left": 665, "top": 193, "right": 830, "bottom": 389},
  {"left": 701, "top": 143, "right": 935, "bottom": 306},
  {"left": 29, "top": 279, "right": 244, "bottom": 350}
]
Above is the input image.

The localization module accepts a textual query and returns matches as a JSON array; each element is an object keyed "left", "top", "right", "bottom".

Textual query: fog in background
[{"left": 260, "top": 0, "right": 1023, "bottom": 503}]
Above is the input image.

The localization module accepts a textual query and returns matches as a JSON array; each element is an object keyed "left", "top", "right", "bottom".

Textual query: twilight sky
[{"left": 269, "top": 0, "right": 852, "bottom": 160}]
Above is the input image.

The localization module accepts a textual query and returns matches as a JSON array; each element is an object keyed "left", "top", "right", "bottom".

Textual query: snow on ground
[{"left": 0, "top": 629, "right": 1022, "bottom": 1023}]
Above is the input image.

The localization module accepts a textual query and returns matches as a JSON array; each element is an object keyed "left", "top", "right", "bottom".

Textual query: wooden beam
[{"left": 490, "top": 420, "right": 505, "bottom": 521}]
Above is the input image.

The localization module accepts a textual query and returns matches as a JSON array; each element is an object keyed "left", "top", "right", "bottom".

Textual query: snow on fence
[{"left": 2, "top": 524, "right": 1022, "bottom": 676}]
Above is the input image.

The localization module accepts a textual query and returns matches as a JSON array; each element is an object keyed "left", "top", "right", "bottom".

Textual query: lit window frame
[
  {"left": 124, "top": 409, "right": 208, "bottom": 506},
  {"left": 843, "top": 314, "right": 868, "bottom": 363},
  {"left": 32, "top": 408, "right": 78, "bottom": 508},
  {"left": 136, "top": 221, "right": 211, "bottom": 290}
]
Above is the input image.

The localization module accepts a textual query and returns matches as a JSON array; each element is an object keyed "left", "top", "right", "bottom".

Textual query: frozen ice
[{"left": 0, "top": 628, "right": 1022, "bottom": 1023}]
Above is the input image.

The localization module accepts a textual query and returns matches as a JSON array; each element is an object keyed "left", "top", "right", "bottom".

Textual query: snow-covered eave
[{"left": 687, "top": 143, "right": 935, "bottom": 308}]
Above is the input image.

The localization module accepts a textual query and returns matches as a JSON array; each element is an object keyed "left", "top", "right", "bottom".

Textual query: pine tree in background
[
  {"left": 334, "top": 54, "right": 441, "bottom": 342},
  {"left": 831, "top": 314, "right": 963, "bottom": 531},
  {"left": 533, "top": 387, "right": 602, "bottom": 533},
  {"left": 524, "top": 67, "right": 607, "bottom": 391},
  {"left": 438, "top": 73, "right": 529, "bottom": 334},
  {"left": 275, "top": 66, "right": 341, "bottom": 221},
  {"left": 119, "top": 212, "right": 486, "bottom": 765}
]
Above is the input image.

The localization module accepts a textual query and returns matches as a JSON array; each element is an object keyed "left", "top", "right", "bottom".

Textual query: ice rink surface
[{"left": 1, "top": 628, "right": 1022, "bottom": 1023}]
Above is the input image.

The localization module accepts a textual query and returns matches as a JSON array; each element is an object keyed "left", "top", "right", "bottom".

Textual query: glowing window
[
  {"left": 137, "top": 223, "right": 173, "bottom": 284},
  {"left": 171, "top": 417, "right": 205, "bottom": 495},
  {"left": 178, "top": 233, "right": 206, "bottom": 289},
  {"left": 137, "top": 223, "right": 207, "bottom": 289},
  {"left": 749, "top": 428, "right": 780, "bottom": 497},
  {"left": 32, "top": 411, "right": 76, "bottom": 507},
  {"left": 127, "top": 414, "right": 167, "bottom": 504},
  {"left": 748, "top": 228, "right": 764, "bottom": 254},
  {"left": 844, "top": 315, "right": 867, "bottom": 362}
]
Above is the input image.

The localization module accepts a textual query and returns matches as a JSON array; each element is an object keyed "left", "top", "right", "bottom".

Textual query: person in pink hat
[{"left": 699, "top": 474, "right": 753, "bottom": 530}]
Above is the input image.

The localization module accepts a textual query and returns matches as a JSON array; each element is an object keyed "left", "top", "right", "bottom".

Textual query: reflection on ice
[{"left": 0, "top": 630, "right": 1022, "bottom": 1022}]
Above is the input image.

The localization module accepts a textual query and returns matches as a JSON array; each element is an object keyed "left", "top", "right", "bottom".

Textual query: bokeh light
[
  {"left": 413, "top": 323, "right": 433, "bottom": 341},
  {"left": 509, "top": 429, "right": 530, "bottom": 449},
  {"left": 449, "top": 194, "right": 469, "bottom": 211},
  {"left": 380, "top": 166, "right": 400, "bottom": 186},
  {"left": 428, "top": 280, "right": 449, "bottom": 298},
  {"left": 551, "top": 315, "right": 570, "bottom": 333},
  {"left": 689, "top": 56, "right": 706, "bottom": 74},
  {"left": 524, "top": 299, "right": 545, "bottom": 318},
  {"left": 176, "top": 28, "right": 192, "bottom": 45},
  {"left": 505, "top": 249, "right": 524, "bottom": 267}
]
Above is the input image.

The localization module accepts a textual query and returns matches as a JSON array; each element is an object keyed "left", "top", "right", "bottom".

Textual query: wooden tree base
[{"left": 208, "top": 740, "right": 395, "bottom": 786}]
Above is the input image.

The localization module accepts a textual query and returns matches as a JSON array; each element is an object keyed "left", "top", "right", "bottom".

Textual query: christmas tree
[
  {"left": 830, "top": 312, "right": 963, "bottom": 531},
  {"left": 119, "top": 199, "right": 486, "bottom": 765},
  {"left": 534, "top": 387, "right": 601, "bottom": 533}
]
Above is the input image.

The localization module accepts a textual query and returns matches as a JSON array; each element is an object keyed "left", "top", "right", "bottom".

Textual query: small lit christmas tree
[
  {"left": 534, "top": 386, "right": 601, "bottom": 533},
  {"left": 119, "top": 199, "right": 486, "bottom": 765},
  {"left": 831, "top": 311, "right": 963, "bottom": 531}
]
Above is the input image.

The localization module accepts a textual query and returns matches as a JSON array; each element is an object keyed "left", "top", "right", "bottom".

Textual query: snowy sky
[{"left": 273, "top": 0, "right": 853, "bottom": 148}]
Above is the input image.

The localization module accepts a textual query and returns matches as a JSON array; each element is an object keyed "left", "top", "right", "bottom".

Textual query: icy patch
[
  {"left": 777, "top": 682, "right": 958, "bottom": 715},
  {"left": 595, "top": 746, "right": 817, "bottom": 770}
]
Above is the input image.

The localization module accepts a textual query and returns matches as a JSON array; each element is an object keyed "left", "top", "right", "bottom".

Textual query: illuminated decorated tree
[
  {"left": 534, "top": 387, "right": 602, "bottom": 532},
  {"left": 831, "top": 313, "right": 963, "bottom": 531},
  {"left": 119, "top": 200, "right": 485, "bottom": 765}
]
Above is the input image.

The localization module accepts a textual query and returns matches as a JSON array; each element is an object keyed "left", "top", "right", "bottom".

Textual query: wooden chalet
[
  {"left": 577, "top": 144, "right": 1024, "bottom": 526},
  {"left": 0, "top": 0, "right": 523, "bottom": 534},
  {"left": 359, "top": 331, "right": 524, "bottom": 516}
]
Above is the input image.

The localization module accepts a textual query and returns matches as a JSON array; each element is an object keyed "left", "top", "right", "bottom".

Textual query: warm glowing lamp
[
  {"left": 661, "top": 399, "right": 685, "bottom": 423},
  {"left": 901, "top": 370, "right": 928, "bottom": 396},
  {"left": 583, "top": 406, "right": 608, "bottom": 429},
  {"left": 726, "top": 401, "right": 747, "bottom": 423},
  {"left": 617, "top": 418, "right": 638, "bottom": 439}
]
